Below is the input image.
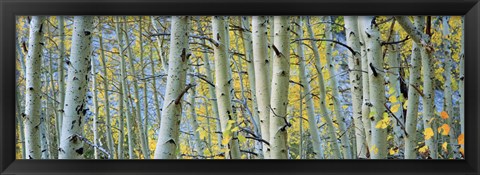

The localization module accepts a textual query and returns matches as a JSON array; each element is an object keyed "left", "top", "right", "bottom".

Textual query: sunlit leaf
[{"left": 424, "top": 128, "right": 434, "bottom": 140}]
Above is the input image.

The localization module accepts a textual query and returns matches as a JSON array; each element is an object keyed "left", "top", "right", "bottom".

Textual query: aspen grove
[{"left": 15, "top": 16, "right": 465, "bottom": 159}]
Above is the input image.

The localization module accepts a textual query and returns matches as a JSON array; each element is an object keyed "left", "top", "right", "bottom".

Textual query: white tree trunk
[
  {"left": 154, "top": 16, "right": 190, "bottom": 159},
  {"left": 386, "top": 33, "right": 404, "bottom": 150},
  {"left": 240, "top": 16, "right": 264, "bottom": 158},
  {"left": 344, "top": 16, "right": 367, "bottom": 159},
  {"left": 306, "top": 16, "right": 341, "bottom": 159},
  {"left": 324, "top": 17, "right": 352, "bottom": 159},
  {"left": 58, "top": 16, "right": 93, "bottom": 159},
  {"left": 115, "top": 16, "right": 134, "bottom": 159},
  {"left": 91, "top": 51, "right": 99, "bottom": 159},
  {"left": 269, "top": 16, "right": 290, "bottom": 159},
  {"left": 296, "top": 16, "right": 324, "bottom": 159},
  {"left": 359, "top": 16, "right": 387, "bottom": 159},
  {"left": 357, "top": 19, "right": 372, "bottom": 150},
  {"left": 24, "top": 16, "right": 45, "bottom": 159},
  {"left": 56, "top": 16, "right": 65, "bottom": 140},
  {"left": 212, "top": 16, "right": 242, "bottom": 159},
  {"left": 405, "top": 41, "right": 422, "bottom": 159},
  {"left": 252, "top": 16, "right": 271, "bottom": 159}
]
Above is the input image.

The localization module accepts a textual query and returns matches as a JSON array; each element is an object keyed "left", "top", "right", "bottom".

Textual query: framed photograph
[{"left": 1, "top": 0, "right": 479, "bottom": 174}]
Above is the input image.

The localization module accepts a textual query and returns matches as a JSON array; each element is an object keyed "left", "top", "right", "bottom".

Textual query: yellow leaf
[
  {"left": 419, "top": 145, "right": 429, "bottom": 153},
  {"left": 458, "top": 133, "right": 464, "bottom": 145},
  {"left": 221, "top": 134, "right": 231, "bottom": 146},
  {"left": 375, "top": 113, "right": 390, "bottom": 129},
  {"left": 403, "top": 101, "right": 408, "bottom": 109},
  {"left": 437, "top": 124, "right": 450, "bottom": 136},
  {"left": 390, "top": 104, "right": 401, "bottom": 113},
  {"left": 459, "top": 147, "right": 464, "bottom": 155},
  {"left": 442, "top": 142, "right": 448, "bottom": 152},
  {"left": 424, "top": 128, "right": 434, "bottom": 140},
  {"left": 238, "top": 134, "right": 246, "bottom": 143},
  {"left": 389, "top": 95, "right": 397, "bottom": 103},
  {"left": 440, "top": 111, "right": 449, "bottom": 119},
  {"left": 389, "top": 147, "right": 398, "bottom": 155},
  {"left": 231, "top": 127, "right": 239, "bottom": 132},
  {"left": 342, "top": 105, "right": 348, "bottom": 110}
]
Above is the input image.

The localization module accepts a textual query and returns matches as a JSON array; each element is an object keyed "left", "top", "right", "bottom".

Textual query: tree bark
[
  {"left": 58, "top": 16, "right": 93, "bottom": 159},
  {"left": 359, "top": 16, "right": 387, "bottom": 159},
  {"left": 154, "top": 16, "right": 190, "bottom": 159},
  {"left": 24, "top": 16, "right": 45, "bottom": 159},
  {"left": 344, "top": 16, "right": 367, "bottom": 159},
  {"left": 306, "top": 16, "right": 342, "bottom": 159},
  {"left": 405, "top": 41, "right": 422, "bottom": 159}
]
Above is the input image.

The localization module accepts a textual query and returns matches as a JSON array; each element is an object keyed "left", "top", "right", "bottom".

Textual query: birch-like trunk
[
  {"left": 154, "top": 16, "right": 189, "bottom": 159},
  {"left": 405, "top": 41, "right": 422, "bottom": 159},
  {"left": 252, "top": 16, "right": 271, "bottom": 159},
  {"left": 123, "top": 16, "right": 150, "bottom": 159},
  {"left": 324, "top": 17, "right": 352, "bottom": 159},
  {"left": 188, "top": 65, "right": 204, "bottom": 157},
  {"left": 56, "top": 16, "right": 65, "bottom": 140},
  {"left": 296, "top": 16, "right": 324, "bottom": 159},
  {"left": 357, "top": 19, "right": 372, "bottom": 149},
  {"left": 306, "top": 16, "right": 341, "bottom": 159},
  {"left": 24, "top": 16, "right": 45, "bottom": 159},
  {"left": 359, "top": 16, "right": 387, "bottom": 159},
  {"left": 441, "top": 16, "right": 458, "bottom": 158},
  {"left": 240, "top": 16, "right": 264, "bottom": 158},
  {"left": 386, "top": 33, "right": 404, "bottom": 151},
  {"left": 91, "top": 51, "right": 99, "bottom": 159},
  {"left": 344, "top": 16, "right": 367, "bottom": 159},
  {"left": 58, "top": 16, "right": 93, "bottom": 159},
  {"left": 396, "top": 16, "right": 437, "bottom": 158},
  {"left": 269, "top": 16, "right": 290, "bottom": 159},
  {"left": 115, "top": 16, "right": 134, "bottom": 159},
  {"left": 459, "top": 17, "right": 465, "bottom": 136}
]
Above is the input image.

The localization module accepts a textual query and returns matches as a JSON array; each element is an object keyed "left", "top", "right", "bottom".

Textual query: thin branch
[{"left": 293, "top": 38, "right": 357, "bottom": 55}]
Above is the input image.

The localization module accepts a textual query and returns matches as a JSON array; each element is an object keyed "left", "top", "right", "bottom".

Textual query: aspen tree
[
  {"left": 296, "top": 16, "right": 324, "bottom": 159},
  {"left": 195, "top": 17, "right": 223, "bottom": 149},
  {"left": 59, "top": 16, "right": 93, "bottom": 159},
  {"left": 405, "top": 41, "right": 422, "bottom": 159},
  {"left": 252, "top": 16, "right": 271, "bottom": 158},
  {"left": 98, "top": 28, "right": 114, "bottom": 158},
  {"left": 24, "top": 16, "right": 45, "bottom": 159},
  {"left": 91, "top": 51, "right": 99, "bottom": 159},
  {"left": 396, "top": 16, "right": 437, "bottom": 158},
  {"left": 57, "top": 16, "right": 65, "bottom": 138},
  {"left": 441, "top": 16, "right": 457, "bottom": 157},
  {"left": 115, "top": 16, "right": 134, "bottom": 159},
  {"left": 324, "top": 16, "right": 352, "bottom": 159},
  {"left": 123, "top": 16, "right": 150, "bottom": 158},
  {"left": 386, "top": 33, "right": 404, "bottom": 150},
  {"left": 188, "top": 64, "right": 204, "bottom": 157},
  {"left": 240, "top": 16, "right": 264, "bottom": 158},
  {"left": 359, "top": 16, "right": 387, "bottom": 159},
  {"left": 357, "top": 18, "right": 372, "bottom": 149},
  {"left": 154, "top": 16, "right": 190, "bottom": 159},
  {"left": 212, "top": 16, "right": 242, "bottom": 159},
  {"left": 344, "top": 16, "right": 367, "bottom": 159},
  {"left": 306, "top": 17, "right": 342, "bottom": 159},
  {"left": 269, "top": 16, "right": 290, "bottom": 159}
]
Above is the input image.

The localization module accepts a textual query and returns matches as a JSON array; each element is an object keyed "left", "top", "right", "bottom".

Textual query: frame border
[{"left": 1, "top": 0, "right": 479, "bottom": 174}]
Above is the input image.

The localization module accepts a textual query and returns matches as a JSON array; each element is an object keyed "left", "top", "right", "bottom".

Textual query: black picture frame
[{"left": 1, "top": 0, "right": 479, "bottom": 174}]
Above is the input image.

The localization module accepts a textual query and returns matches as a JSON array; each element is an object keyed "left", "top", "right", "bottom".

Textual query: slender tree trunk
[
  {"left": 98, "top": 29, "right": 115, "bottom": 158},
  {"left": 24, "top": 16, "right": 45, "bottom": 159},
  {"left": 154, "top": 16, "right": 190, "bottom": 159},
  {"left": 386, "top": 32, "right": 405, "bottom": 151},
  {"left": 397, "top": 16, "right": 437, "bottom": 159},
  {"left": 344, "top": 16, "right": 367, "bottom": 159},
  {"left": 240, "top": 16, "right": 264, "bottom": 158},
  {"left": 359, "top": 16, "right": 387, "bottom": 159},
  {"left": 213, "top": 16, "right": 242, "bottom": 159},
  {"left": 117, "top": 81, "right": 125, "bottom": 159},
  {"left": 441, "top": 16, "right": 458, "bottom": 158},
  {"left": 296, "top": 16, "right": 324, "bottom": 159},
  {"left": 91, "top": 52, "right": 99, "bottom": 159},
  {"left": 123, "top": 16, "right": 150, "bottom": 159},
  {"left": 269, "top": 16, "right": 290, "bottom": 159},
  {"left": 324, "top": 16, "right": 352, "bottom": 159},
  {"left": 357, "top": 19, "right": 372, "bottom": 150},
  {"left": 150, "top": 43, "right": 162, "bottom": 127},
  {"left": 405, "top": 41, "right": 422, "bottom": 159},
  {"left": 252, "top": 16, "right": 271, "bottom": 159},
  {"left": 57, "top": 16, "right": 65, "bottom": 140},
  {"left": 115, "top": 16, "right": 134, "bottom": 159},
  {"left": 306, "top": 16, "right": 342, "bottom": 159},
  {"left": 459, "top": 16, "right": 465, "bottom": 139},
  {"left": 139, "top": 17, "right": 150, "bottom": 150},
  {"left": 188, "top": 65, "right": 204, "bottom": 157},
  {"left": 58, "top": 16, "right": 93, "bottom": 159}
]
